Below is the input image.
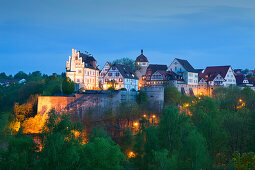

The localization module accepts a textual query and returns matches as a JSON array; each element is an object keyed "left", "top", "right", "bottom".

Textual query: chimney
[{"left": 141, "top": 49, "right": 143, "bottom": 55}]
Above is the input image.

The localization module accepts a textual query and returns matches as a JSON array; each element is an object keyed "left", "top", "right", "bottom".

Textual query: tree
[
  {"left": 178, "top": 129, "right": 210, "bottom": 169},
  {"left": 136, "top": 91, "right": 148, "bottom": 107},
  {"left": 0, "top": 72, "right": 9, "bottom": 79},
  {"left": 80, "top": 137, "right": 126, "bottom": 170},
  {"left": 62, "top": 77, "right": 75, "bottom": 95},
  {"left": 158, "top": 106, "right": 188, "bottom": 152},
  {"left": 0, "top": 132, "right": 37, "bottom": 169},
  {"left": 14, "top": 71, "right": 28, "bottom": 79},
  {"left": 38, "top": 111, "right": 84, "bottom": 169},
  {"left": 164, "top": 87, "right": 182, "bottom": 106},
  {"left": 233, "top": 152, "right": 255, "bottom": 169},
  {"left": 112, "top": 58, "right": 135, "bottom": 71}
]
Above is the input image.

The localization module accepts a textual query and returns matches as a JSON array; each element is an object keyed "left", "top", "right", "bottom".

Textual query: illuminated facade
[
  {"left": 135, "top": 49, "right": 149, "bottom": 88},
  {"left": 102, "top": 64, "right": 139, "bottom": 91},
  {"left": 167, "top": 58, "right": 198, "bottom": 85},
  {"left": 199, "top": 66, "right": 236, "bottom": 87},
  {"left": 99, "top": 62, "right": 111, "bottom": 88},
  {"left": 66, "top": 49, "right": 99, "bottom": 91}
]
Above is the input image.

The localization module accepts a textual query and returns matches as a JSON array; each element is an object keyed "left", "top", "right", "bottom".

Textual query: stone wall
[
  {"left": 37, "top": 90, "right": 138, "bottom": 118},
  {"left": 140, "top": 87, "right": 164, "bottom": 112}
]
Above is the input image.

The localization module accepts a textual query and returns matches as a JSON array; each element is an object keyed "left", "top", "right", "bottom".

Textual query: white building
[
  {"left": 103, "top": 64, "right": 139, "bottom": 91},
  {"left": 199, "top": 66, "right": 236, "bottom": 87},
  {"left": 167, "top": 58, "right": 198, "bottom": 85},
  {"left": 66, "top": 49, "right": 99, "bottom": 91}
]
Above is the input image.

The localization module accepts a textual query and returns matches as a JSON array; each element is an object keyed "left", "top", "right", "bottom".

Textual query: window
[
  {"left": 116, "top": 73, "right": 120, "bottom": 76},
  {"left": 78, "top": 70, "right": 82, "bottom": 74},
  {"left": 77, "top": 79, "right": 80, "bottom": 82},
  {"left": 108, "top": 73, "right": 112, "bottom": 76},
  {"left": 119, "top": 78, "right": 123, "bottom": 82}
]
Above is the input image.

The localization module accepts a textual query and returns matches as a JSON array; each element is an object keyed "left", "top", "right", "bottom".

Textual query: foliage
[
  {"left": 233, "top": 151, "right": 255, "bottom": 169},
  {"left": 14, "top": 95, "right": 38, "bottom": 122},
  {"left": 0, "top": 132, "right": 37, "bottom": 169},
  {"left": 136, "top": 90, "right": 148, "bottom": 108},
  {"left": 112, "top": 57, "right": 136, "bottom": 71},
  {"left": 62, "top": 77, "right": 75, "bottom": 95},
  {"left": 164, "top": 86, "right": 182, "bottom": 105},
  {"left": 80, "top": 137, "right": 126, "bottom": 170},
  {"left": 14, "top": 71, "right": 28, "bottom": 79}
]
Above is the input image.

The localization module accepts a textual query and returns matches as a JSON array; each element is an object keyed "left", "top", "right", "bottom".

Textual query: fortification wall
[
  {"left": 37, "top": 91, "right": 137, "bottom": 117},
  {"left": 140, "top": 87, "right": 164, "bottom": 112},
  {"left": 37, "top": 96, "right": 75, "bottom": 114}
]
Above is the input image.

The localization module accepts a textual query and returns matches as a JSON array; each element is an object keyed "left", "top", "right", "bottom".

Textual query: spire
[{"left": 141, "top": 49, "right": 143, "bottom": 55}]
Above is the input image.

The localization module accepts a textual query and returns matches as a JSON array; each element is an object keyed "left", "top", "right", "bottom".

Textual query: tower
[{"left": 135, "top": 49, "right": 149, "bottom": 89}]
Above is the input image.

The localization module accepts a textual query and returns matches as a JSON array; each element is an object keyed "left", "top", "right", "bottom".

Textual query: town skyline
[
  {"left": 1, "top": 0, "right": 255, "bottom": 74},
  {"left": 1, "top": 48, "right": 255, "bottom": 75}
]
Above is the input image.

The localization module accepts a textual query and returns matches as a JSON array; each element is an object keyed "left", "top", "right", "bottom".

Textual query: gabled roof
[
  {"left": 235, "top": 74, "right": 248, "bottom": 85},
  {"left": 151, "top": 70, "right": 183, "bottom": 81},
  {"left": 79, "top": 52, "right": 97, "bottom": 69},
  {"left": 136, "top": 49, "right": 148, "bottom": 62},
  {"left": 112, "top": 64, "right": 138, "bottom": 79},
  {"left": 147, "top": 64, "right": 168, "bottom": 74},
  {"left": 175, "top": 58, "right": 195, "bottom": 72},
  {"left": 202, "top": 66, "right": 232, "bottom": 78}
]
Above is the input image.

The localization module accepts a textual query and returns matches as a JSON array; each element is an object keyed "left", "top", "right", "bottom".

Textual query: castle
[{"left": 66, "top": 49, "right": 99, "bottom": 91}]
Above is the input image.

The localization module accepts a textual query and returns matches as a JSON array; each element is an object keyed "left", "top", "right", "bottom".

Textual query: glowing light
[
  {"left": 134, "top": 122, "right": 139, "bottom": 126},
  {"left": 239, "top": 99, "right": 243, "bottom": 102},
  {"left": 143, "top": 114, "right": 147, "bottom": 118},
  {"left": 128, "top": 151, "right": 136, "bottom": 158},
  {"left": 184, "top": 104, "right": 189, "bottom": 107},
  {"left": 103, "top": 84, "right": 107, "bottom": 90},
  {"left": 152, "top": 115, "right": 156, "bottom": 118}
]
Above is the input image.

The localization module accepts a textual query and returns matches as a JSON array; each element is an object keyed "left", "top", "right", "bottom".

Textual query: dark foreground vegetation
[{"left": 1, "top": 71, "right": 255, "bottom": 169}]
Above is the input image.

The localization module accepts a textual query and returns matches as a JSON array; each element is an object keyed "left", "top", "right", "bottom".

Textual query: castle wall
[
  {"left": 37, "top": 91, "right": 138, "bottom": 118},
  {"left": 140, "top": 87, "right": 164, "bottom": 112}
]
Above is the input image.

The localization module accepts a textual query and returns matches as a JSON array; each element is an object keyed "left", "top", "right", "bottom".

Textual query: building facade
[
  {"left": 102, "top": 64, "right": 139, "bottom": 91},
  {"left": 66, "top": 49, "right": 99, "bottom": 91},
  {"left": 199, "top": 66, "right": 236, "bottom": 87},
  {"left": 135, "top": 49, "right": 149, "bottom": 88},
  {"left": 167, "top": 58, "right": 198, "bottom": 85},
  {"left": 99, "top": 62, "right": 111, "bottom": 88}
]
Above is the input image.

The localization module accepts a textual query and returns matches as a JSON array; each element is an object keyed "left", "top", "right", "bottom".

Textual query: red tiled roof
[
  {"left": 135, "top": 49, "right": 148, "bottom": 62},
  {"left": 202, "top": 66, "right": 231, "bottom": 78}
]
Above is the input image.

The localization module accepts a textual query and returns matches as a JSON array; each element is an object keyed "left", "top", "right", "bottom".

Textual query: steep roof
[
  {"left": 113, "top": 64, "right": 138, "bottom": 79},
  {"left": 175, "top": 58, "right": 195, "bottom": 72},
  {"left": 79, "top": 52, "right": 98, "bottom": 69},
  {"left": 235, "top": 74, "right": 247, "bottom": 85},
  {"left": 202, "top": 66, "right": 231, "bottom": 78},
  {"left": 136, "top": 50, "right": 148, "bottom": 62},
  {"left": 147, "top": 64, "right": 168, "bottom": 74},
  {"left": 151, "top": 70, "right": 183, "bottom": 81}
]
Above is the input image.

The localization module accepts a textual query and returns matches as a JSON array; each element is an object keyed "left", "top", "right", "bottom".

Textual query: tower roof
[{"left": 136, "top": 49, "right": 149, "bottom": 62}]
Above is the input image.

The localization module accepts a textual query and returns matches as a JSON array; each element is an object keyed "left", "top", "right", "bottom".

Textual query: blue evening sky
[{"left": 0, "top": 0, "right": 255, "bottom": 75}]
